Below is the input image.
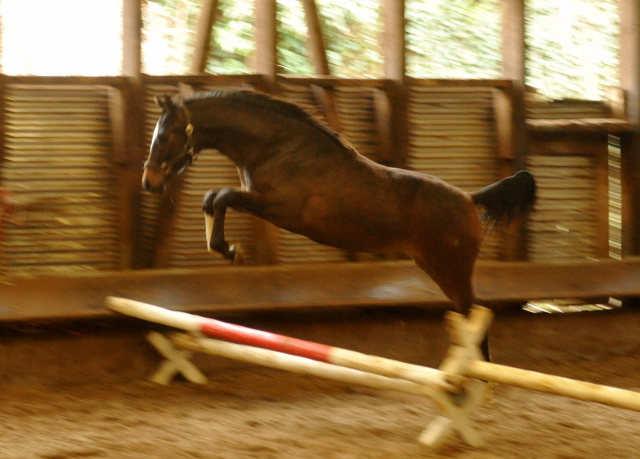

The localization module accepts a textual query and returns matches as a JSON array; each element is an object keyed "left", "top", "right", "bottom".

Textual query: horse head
[{"left": 142, "top": 94, "right": 196, "bottom": 194}]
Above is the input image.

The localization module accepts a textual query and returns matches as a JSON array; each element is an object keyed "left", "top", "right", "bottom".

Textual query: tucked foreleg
[{"left": 202, "top": 188, "right": 271, "bottom": 263}]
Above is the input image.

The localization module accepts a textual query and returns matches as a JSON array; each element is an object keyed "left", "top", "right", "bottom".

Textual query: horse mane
[{"left": 185, "top": 90, "right": 357, "bottom": 154}]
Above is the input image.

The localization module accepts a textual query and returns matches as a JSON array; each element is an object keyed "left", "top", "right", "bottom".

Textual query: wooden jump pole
[
  {"left": 106, "top": 296, "right": 452, "bottom": 391},
  {"left": 107, "top": 296, "right": 640, "bottom": 447},
  {"left": 466, "top": 360, "right": 640, "bottom": 412},
  {"left": 170, "top": 332, "right": 437, "bottom": 398}
]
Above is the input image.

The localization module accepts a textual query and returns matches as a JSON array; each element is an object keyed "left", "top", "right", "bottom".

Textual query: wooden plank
[
  {"left": 1, "top": 259, "right": 639, "bottom": 322},
  {"left": 3, "top": 76, "right": 127, "bottom": 86},
  {"left": 408, "top": 78, "right": 512, "bottom": 89},
  {"left": 190, "top": 0, "right": 219, "bottom": 74},
  {"left": 527, "top": 118, "right": 634, "bottom": 134},
  {"left": 143, "top": 74, "right": 264, "bottom": 86},
  {"left": 277, "top": 75, "right": 392, "bottom": 88}
]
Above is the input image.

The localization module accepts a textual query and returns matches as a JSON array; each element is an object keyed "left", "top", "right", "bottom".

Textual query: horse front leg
[
  {"left": 202, "top": 188, "right": 269, "bottom": 263},
  {"left": 202, "top": 188, "right": 237, "bottom": 260}
]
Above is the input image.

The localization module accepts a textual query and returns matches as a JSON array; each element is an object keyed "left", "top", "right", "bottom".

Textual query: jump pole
[
  {"left": 106, "top": 296, "right": 640, "bottom": 447},
  {"left": 106, "top": 296, "right": 452, "bottom": 391}
]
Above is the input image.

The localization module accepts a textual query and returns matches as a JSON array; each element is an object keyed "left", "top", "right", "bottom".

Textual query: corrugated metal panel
[
  {"left": 333, "top": 86, "right": 380, "bottom": 162},
  {"left": 0, "top": 85, "right": 118, "bottom": 274},
  {"left": 407, "top": 85, "right": 502, "bottom": 260},
  {"left": 526, "top": 155, "right": 598, "bottom": 261},
  {"left": 278, "top": 84, "right": 348, "bottom": 264}
]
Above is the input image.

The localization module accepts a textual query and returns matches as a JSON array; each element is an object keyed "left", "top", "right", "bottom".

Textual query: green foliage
[
  {"left": 406, "top": 0, "right": 501, "bottom": 79},
  {"left": 316, "top": 0, "right": 383, "bottom": 77},
  {"left": 143, "top": 0, "right": 620, "bottom": 100},
  {"left": 206, "top": 0, "right": 255, "bottom": 74},
  {"left": 526, "top": 0, "right": 619, "bottom": 100}
]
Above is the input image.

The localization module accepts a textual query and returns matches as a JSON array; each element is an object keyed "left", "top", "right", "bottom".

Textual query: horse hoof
[{"left": 230, "top": 244, "right": 245, "bottom": 265}]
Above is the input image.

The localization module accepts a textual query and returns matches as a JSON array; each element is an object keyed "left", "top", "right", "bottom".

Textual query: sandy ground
[{"left": 1, "top": 307, "right": 640, "bottom": 458}]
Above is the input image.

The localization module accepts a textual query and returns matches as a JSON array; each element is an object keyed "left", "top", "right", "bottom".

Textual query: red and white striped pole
[{"left": 106, "top": 296, "right": 452, "bottom": 391}]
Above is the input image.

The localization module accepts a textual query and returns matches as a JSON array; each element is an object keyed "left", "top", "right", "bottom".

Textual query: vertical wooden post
[
  {"left": 0, "top": 75, "right": 7, "bottom": 274},
  {"left": 191, "top": 0, "right": 220, "bottom": 74},
  {"left": 256, "top": 0, "right": 278, "bottom": 93},
  {"left": 619, "top": 0, "right": 640, "bottom": 257},
  {"left": 300, "top": 0, "right": 341, "bottom": 131},
  {"left": 254, "top": 0, "right": 280, "bottom": 264},
  {"left": 120, "top": 0, "right": 146, "bottom": 268},
  {"left": 380, "top": 0, "right": 407, "bottom": 168},
  {"left": 500, "top": 0, "right": 529, "bottom": 261}
]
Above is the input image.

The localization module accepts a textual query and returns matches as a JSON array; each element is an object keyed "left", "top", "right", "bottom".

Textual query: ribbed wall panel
[
  {"left": 526, "top": 155, "right": 599, "bottom": 261},
  {"left": 0, "top": 85, "right": 118, "bottom": 274},
  {"left": 407, "top": 85, "right": 502, "bottom": 260}
]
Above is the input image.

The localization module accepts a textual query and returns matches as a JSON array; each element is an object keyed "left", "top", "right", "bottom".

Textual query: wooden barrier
[{"left": 106, "top": 296, "right": 640, "bottom": 449}]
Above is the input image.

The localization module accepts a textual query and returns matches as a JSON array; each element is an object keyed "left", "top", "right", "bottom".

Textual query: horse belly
[{"left": 294, "top": 195, "right": 408, "bottom": 253}]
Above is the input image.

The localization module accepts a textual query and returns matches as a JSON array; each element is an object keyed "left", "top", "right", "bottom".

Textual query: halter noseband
[{"left": 144, "top": 104, "right": 198, "bottom": 178}]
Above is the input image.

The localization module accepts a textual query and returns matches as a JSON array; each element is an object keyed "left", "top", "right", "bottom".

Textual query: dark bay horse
[{"left": 142, "top": 90, "right": 536, "bottom": 360}]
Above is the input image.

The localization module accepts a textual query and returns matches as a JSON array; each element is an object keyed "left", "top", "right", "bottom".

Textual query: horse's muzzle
[{"left": 141, "top": 169, "right": 165, "bottom": 194}]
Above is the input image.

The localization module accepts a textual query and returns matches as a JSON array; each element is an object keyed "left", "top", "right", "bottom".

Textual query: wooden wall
[{"left": 0, "top": 0, "right": 638, "bottom": 276}]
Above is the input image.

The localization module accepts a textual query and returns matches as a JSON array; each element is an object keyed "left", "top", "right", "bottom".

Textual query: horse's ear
[
  {"left": 154, "top": 95, "right": 165, "bottom": 108},
  {"left": 173, "top": 94, "right": 185, "bottom": 107}
]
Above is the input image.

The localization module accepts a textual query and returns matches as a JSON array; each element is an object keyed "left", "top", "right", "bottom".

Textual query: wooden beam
[
  {"left": 121, "top": 0, "right": 146, "bottom": 268},
  {"left": 253, "top": 0, "right": 280, "bottom": 263},
  {"left": 123, "top": 0, "right": 142, "bottom": 76},
  {"left": 500, "top": 0, "right": 529, "bottom": 261},
  {"left": 381, "top": 0, "right": 407, "bottom": 168},
  {"left": 256, "top": 0, "right": 278, "bottom": 92},
  {"left": 190, "top": 0, "right": 220, "bottom": 74},
  {"left": 1, "top": 259, "right": 639, "bottom": 322},
  {"left": 620, "top": 0, "right": 640, "bottom": 256},
  {"left": 299, "top": 0, "right": 342, "bottom": 131},
  {"left": 277, "top": 75, "right": 391, "bottom": 87},
  {"left": 527, "top": 118, "right": 635, "bottom": 134},
  {"left": 300, "top": 0, "right": 330, "bottom": 75},
  {"left": 408, "top": 78, "right": 512, "bottom": 89}
]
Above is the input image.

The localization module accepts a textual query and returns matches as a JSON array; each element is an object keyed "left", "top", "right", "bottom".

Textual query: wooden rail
[{"left": 1, "top": 258, "right": 639, "bottom": 322}]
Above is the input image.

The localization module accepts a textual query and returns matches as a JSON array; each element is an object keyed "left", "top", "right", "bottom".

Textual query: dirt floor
[{"left": 1, "top": 306, "right": 640, "bottom": 459}]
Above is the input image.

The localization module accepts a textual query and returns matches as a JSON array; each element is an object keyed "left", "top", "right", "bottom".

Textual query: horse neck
[{"left": 189, "top": 100, "right": 283, "bottom": 168}]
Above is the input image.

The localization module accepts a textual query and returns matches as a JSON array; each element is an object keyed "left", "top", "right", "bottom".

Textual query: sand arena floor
[{"left": 1, "top": 306, "right": 640, "bottom": 458}]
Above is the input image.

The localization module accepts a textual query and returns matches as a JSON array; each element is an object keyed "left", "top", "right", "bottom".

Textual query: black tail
[{"left": 471, "top": 170, "right": 536, "bottom": 230}]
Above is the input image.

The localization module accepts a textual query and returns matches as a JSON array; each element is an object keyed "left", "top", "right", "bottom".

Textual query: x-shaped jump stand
[{"left": 144, "top": 305, "right": 495, "bottom": 449}]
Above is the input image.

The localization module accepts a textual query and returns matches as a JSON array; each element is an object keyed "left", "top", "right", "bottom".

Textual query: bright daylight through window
[{"left": 0, "top": 0, "right": 122, "bottom": 75}]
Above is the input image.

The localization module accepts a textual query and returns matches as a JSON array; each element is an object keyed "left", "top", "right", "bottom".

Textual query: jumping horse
[{"left": 142, "top": 90, "right": 536, "bottom": 361}]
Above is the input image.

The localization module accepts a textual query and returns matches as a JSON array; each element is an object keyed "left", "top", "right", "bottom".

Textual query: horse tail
[{"left": 470, "top": 170, "right": 536, "bottom": 230}]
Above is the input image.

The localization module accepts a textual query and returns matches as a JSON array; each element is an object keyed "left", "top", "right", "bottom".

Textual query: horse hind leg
[{"left": 414, "top": 251, "right": 490, "bottom": 362}]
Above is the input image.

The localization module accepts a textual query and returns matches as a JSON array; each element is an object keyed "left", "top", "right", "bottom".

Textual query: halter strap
[{"left": 143, "top": 104, "right": 198, "bottom": 177}]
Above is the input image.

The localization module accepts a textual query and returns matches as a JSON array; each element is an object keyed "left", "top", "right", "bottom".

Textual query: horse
[{"left": 142, "top": 90, "right": 536, "bottom": 361}]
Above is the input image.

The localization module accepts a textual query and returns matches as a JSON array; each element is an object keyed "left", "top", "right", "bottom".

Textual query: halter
[{"left": 143, "top": 104, "right": 198, "bottom": 177}]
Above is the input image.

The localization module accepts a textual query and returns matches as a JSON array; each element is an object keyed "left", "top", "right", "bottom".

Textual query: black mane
[{"left": 185, "top": 90, "right": 356, "bottom": 153}]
